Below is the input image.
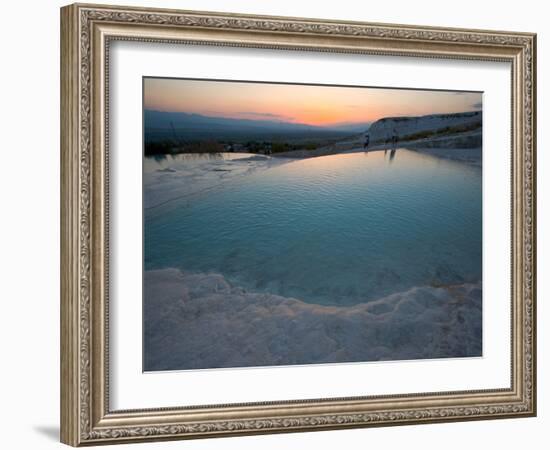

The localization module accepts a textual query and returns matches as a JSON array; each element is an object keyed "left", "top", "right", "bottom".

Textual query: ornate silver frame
[{"left": 60, "top": 3, "right": 536, "bottom": 446}]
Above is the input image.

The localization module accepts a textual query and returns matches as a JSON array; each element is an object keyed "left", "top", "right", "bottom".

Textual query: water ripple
[{"left": 145, "top": 150, "right": 481, "bottom": 306}]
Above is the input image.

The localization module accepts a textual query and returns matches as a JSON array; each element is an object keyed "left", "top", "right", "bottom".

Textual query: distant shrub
[
  {"left": 399, "top": 121, "right": 482, "bottom": 142},
  {"left": 144, "top": 139, "right": 224, "bottom": 155},
  {"left": 144, "top": 141, "right": 176, "bottom": 155},
  {"left": 398, "top": 130, "right": 436, "bottom": 141},
  {"left": 271, "top": 142, "right": 290, "bottom": 153},
  {"left": 185, "top": 140, "right": 224, "bottom": 153}
]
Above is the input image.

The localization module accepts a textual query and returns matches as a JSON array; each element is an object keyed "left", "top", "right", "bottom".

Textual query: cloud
[
  {"left": 471, "top": 102, "right": 482, "bottom": 109},
  {"left": 238, "top": 111, "right": 295, "bottom": 121}
]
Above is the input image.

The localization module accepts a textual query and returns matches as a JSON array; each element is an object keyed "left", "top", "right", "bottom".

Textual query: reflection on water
[
  {"left": 144, "top": 149, "right": 482, "bottom": 306},
  {"left": 144, "top": 152, "right": 255, "bottom": 173}
]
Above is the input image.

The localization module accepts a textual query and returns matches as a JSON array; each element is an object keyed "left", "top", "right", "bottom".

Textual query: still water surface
[{"left": 144, "top": 150, "right": 482, "bottom": 306}]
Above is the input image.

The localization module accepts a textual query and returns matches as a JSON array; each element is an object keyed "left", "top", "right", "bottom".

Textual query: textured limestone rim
[{"left": 60, "top": 2, "right": 536, "bottom": 446}]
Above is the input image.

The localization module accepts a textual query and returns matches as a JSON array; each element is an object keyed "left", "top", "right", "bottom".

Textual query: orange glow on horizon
[{"left": 144, "top": 78, "right": 482, "bottom": 128}]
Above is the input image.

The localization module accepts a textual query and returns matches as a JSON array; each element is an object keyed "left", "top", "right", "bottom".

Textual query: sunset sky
[{"left": 144, "top": 77, "right": 482, "bottom": 128}]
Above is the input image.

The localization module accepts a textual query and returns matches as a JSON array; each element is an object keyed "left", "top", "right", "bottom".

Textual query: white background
[
  {"left": 111, "top": 42, "right": 510, "bottom": 409},
  {"left": 0, "top": 0, "right": 546, "bottom": 449}
]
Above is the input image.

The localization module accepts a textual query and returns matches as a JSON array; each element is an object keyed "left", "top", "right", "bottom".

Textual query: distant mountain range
[{"left": 144, "top": 110, "right": 371, "bottom": 142}]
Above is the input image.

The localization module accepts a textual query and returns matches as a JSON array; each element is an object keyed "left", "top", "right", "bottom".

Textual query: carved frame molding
[{"left": 60, "top": 3, "right": 536, "bottom": 446}]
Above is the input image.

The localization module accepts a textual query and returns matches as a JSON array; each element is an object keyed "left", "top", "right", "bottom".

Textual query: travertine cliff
[{"left": 368, "top": 111, "right": 482, "bottom": 144}]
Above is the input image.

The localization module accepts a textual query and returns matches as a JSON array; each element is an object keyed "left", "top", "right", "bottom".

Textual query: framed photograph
[{"left": 60, "top": 3, "right": 537, "bottom": 446}]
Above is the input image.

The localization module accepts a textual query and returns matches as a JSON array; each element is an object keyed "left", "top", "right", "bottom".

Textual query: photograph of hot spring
[{"left": 143, "top": 77, "right": 482, "bottom": 371}]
